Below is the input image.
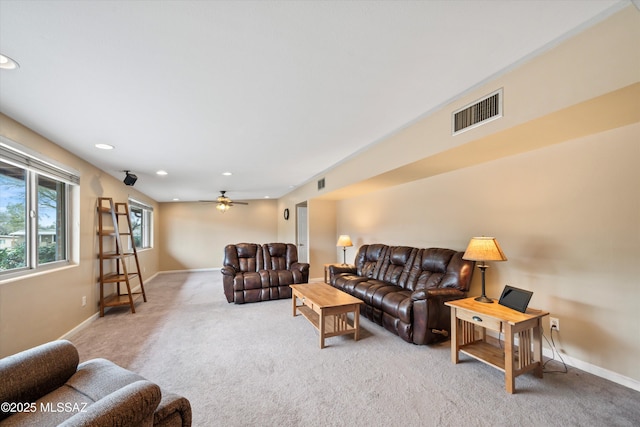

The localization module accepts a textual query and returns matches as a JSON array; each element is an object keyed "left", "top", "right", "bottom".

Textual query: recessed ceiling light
[
  {"left": 156, "top": 170, "right": 168, "bottom": 176},
  {"left": 95, "top": 143, "right": 114, "bottom": 150},
  {"left": 264, "top": 196, "right": 270, "bottom": 199},
  {"left": 222, "top": 172, "right": 232, "bottom": 176},
  {"left": 0, "top": 54, "right": 19, "bottom": 70},
  {"left": 172, "top": 198, "right": 180, "bottom": 201}
]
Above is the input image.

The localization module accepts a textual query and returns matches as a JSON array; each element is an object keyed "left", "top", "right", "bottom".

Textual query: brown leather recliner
[{"left": 222, "top": 243, "right": 309, "bottom": 304}]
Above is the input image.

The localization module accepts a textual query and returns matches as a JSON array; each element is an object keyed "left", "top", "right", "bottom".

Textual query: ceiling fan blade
[{"left": 231, "top": 201, "right": 249, "bottom": 205}]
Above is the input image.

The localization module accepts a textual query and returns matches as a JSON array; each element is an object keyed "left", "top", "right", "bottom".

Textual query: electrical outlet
[
  {"left": 82, "top": 296, "right": 87, "bottom": 307},
  {"left": 550, "top": 317, "right": 560, "bottom": 331}
]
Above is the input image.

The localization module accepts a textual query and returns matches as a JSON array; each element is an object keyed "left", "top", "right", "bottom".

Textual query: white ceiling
[{"left": 0, "top": 0, "right": 625, "bottom": 202}]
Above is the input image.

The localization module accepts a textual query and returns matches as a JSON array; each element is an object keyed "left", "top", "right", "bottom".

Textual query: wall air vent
[
  {"left": 452, "top": 88, "right": 503, "bottom": 135},
  {"left": 317, "top": 177, "right": 325, "bottom": 191}
]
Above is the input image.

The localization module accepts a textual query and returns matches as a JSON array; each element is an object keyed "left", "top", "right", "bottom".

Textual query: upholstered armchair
[{"left": 0, "top": 340, "right": 191, "bottom": 426}]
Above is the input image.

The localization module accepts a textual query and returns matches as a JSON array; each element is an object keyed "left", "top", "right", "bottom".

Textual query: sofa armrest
[
  {"left": 59, "top": 380, "right": 161, "bottom": 427},
  {"left": 290, "top": 262, "right": 310, "bottom": 282},
  {"left": 290, "top": 262, "right": 309, "bottom": 273},
  {"left": 154, "top": 390, "right": 192, "bottom": 427},
  {"left": 411, "top": 288, "right": 466, "bottom": 301},
  {"left": 411, "top": 288, "right": 467, "bottom": 345},
  {"left": 220, "top": 266, "right": 237, "bottom": 276},
  {"left": 328, "top": 265, "right": 356, "bottom": 276},
  {"left": 0, "top": 340, "right": 79, "bottom": 421}
]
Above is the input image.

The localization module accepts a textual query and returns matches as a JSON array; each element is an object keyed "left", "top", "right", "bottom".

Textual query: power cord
[
  {"left": 542, "top": 325, "right": 568, "bottom": 374},
  {"left": 494, "top": 325, "right": 567, "bottom": 374}
]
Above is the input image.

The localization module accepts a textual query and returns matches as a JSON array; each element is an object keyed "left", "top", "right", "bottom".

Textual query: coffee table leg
[
  {"left": 353, "top": 305, "right": 360, "bottom": 341},
  {"left": 319, "top": 309, "right": 325, "bottom": 349},
  {"left": 292, "top": 293, "right": 297, "bottom": 317}
]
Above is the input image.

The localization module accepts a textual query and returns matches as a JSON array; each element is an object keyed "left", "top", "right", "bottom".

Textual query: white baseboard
[
  {"left": 59, "top": 272, "right": 161, "bottom": 341},
  {"left": 484, "top": 330, "right": 640, "bottom": 392},
  {"left": 542, "top": 346, "right": 640, "bottom": 392},
  {"left": 157, "top": 267, "right": 220, "bottom": 274},
  {"left": 58, "top": 312, "right": 100, "bottom": 341}
]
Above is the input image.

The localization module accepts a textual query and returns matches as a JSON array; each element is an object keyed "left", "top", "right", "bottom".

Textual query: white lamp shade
[
  {"left": 463, "top": 237, "right": 507, "bottom": 262},
  {"left": 336, "top": 235, "right": 353, "bottom": 247}
]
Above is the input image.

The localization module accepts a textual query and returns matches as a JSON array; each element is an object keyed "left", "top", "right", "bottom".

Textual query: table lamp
[
  {"left": 462, "top": 236, "right": 507, "bottom": 303},
  {"left": 336, "top": 235, "right": 353, "bottom": 265}
]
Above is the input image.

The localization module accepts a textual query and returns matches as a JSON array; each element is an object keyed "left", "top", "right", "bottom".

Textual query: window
[
  {"left": 128, "top": 199, "right": 153, "bottom": 249},
  {"left": 0, "top": 137, "right": 79, "bottom": 277}
]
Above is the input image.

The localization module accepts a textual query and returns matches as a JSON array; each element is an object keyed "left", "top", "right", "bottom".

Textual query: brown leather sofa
[
  {"left": 0, "top": 340, "right": 191, "bottom": 426},
  {"left": 329, "top": 244, "right": 474, "bottom": 345},
  {"left": 222, "top": 243, "right": 309, "bottom": 304}
]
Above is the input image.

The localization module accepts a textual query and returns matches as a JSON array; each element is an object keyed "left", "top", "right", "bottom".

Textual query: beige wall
[
  {"left": 0, "top": 114, "right": 160, "bottom": 357},
  {"left": 307, "top": 199, "right": 336, "bottom": 279},
  {"left": 277, "top": 5, "right": 640, "bottom": 386},
  {"left": 158, "top": 199, "right": 278, "bottom": 271},
  {"left": 338, "top": 124, "right": 640, "bottom": 383}
]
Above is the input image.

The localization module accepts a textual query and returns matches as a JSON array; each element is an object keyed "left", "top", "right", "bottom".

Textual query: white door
[{"left": 296, "top": 203, "right": 308, "bottom": 263}]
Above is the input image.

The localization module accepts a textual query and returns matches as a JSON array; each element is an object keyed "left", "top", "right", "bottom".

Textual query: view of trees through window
[
  {"left": 128, "top": 200, "right": 152, "bottom": 249},
  {"left": 130, "top": 205, "right": 143, "bottom": 248},
  {"left": 0, "top": 160, "right": 66, "bottom": 272}
]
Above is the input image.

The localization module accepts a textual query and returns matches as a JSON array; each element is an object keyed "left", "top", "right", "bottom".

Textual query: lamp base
[{"left": 474, "top": 295, "right": 493, "bottom": 303}]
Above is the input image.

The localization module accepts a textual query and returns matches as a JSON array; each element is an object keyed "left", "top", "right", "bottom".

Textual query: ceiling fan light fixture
[{"left": 216, "top": 202, "right": 230, "bottom": 213}]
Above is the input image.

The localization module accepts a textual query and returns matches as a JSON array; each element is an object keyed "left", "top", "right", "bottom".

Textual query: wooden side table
[
  {"left": 323, "top": 263, "right": 353, "bottom": 284},
  {"left": 445, "top": 297, "right": 549, "bottom": 393}
]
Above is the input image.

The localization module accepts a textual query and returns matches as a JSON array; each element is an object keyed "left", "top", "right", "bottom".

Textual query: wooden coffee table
[{"left": 290, "top": 283, "right": 363, "bottom": 349}]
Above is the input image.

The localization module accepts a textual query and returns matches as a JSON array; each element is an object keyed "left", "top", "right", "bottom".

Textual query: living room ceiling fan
[{"left": 200, "top": 191, "right": 248, "bottom": 213}]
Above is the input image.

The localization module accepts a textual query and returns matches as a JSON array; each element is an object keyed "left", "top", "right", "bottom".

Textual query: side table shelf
[{"left": 445, "top": 297, "right": 549, "bottom": 393}]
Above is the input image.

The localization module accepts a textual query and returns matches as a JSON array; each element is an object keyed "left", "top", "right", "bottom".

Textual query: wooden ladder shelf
[{"left": 97, "top": 197, "right": 147, "bottom": 316}]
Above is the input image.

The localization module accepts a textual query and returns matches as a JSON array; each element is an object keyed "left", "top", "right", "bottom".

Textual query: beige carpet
[{"left": 69, "top": 271, "right": 640, "bottom": 426}]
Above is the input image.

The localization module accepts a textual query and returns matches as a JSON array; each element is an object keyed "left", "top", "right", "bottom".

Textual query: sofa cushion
[
  {"left": 224, "top": 243, "right": 261, "bottom": 273},
  {"left": 374, "top": 246, "right": 417, "bottom": 288},
  {"left": 351, "top": 280, "right": 413, "bottom": 324},
  {"left": 354, "top": 244, "right": 387, "bottom": 278},
  {"left": 67, "top": 359, "right": 146, "bottom": 400},
  {"left": 379, "top": 289, "right": 413, "bottom": 324},
  {"left": 263, "top": 243, "right": 295, "bottom": 270},
  {"left": 408, "top": 248, "right": 455, "bottom": 291}
]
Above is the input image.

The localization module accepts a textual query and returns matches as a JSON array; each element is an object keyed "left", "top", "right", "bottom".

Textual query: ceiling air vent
[
  {"left": 452, "top": 88, "right": 502, "bottom": 135},
  {"left": 317, "top": 177, "right": 325, "bottom": 191}
]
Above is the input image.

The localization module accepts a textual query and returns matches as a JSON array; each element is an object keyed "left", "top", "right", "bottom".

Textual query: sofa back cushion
[
  {"left": 408, "top": 248, "right": 473, "bottom": 292},
  {"left": 354, "top": 244, "right": 388, "bottom": 278},
  {"left": 224, "top": 243, "right": 262, "bottom": 273},
  {"left": 263, "top": 243, "right": 297, "bottom": 270},
  {"left": 375, "top": 246, "right": 418, "bottom": 288},
  {"left": 0, "top": 340, "right": 79, "bottom": 420}
]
